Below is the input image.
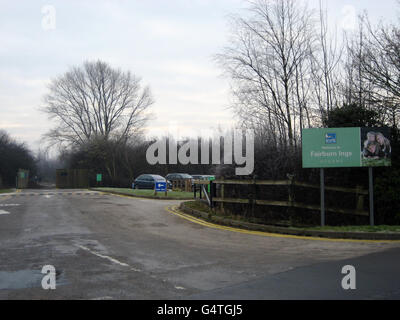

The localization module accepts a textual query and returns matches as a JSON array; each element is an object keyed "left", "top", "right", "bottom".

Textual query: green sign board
[
  {"left": 207, "top": 176, "right": 215, "bottom": 192},
  {"left": 96, "top": 174, "right": 102, "bottom": 182},
  {"left": 302, "top": 127, "right": 391, "bottom": 168}
]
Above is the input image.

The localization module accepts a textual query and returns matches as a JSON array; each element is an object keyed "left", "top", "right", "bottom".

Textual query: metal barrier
[{"left": 193, "top": 180, "right": 212, "bottom": 206}]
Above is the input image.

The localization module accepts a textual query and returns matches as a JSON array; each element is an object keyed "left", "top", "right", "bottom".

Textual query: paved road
[{"left": 0, "top": 189, "right": 399, "bottom": 299}]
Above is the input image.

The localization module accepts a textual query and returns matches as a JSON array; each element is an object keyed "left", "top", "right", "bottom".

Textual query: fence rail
[
  {"left": 195, "top": 178, "right": 369, "bottom": 217},
  {"left": 171, "top": 179, "right": 192, "bottom": 192},
  {"left": 213, "top": 179, "right": 368, "bottom": 195}
]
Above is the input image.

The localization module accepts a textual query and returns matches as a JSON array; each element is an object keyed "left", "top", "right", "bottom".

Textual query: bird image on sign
[{"left": 325, "top": 133, "right": 337, "bottom": 144}]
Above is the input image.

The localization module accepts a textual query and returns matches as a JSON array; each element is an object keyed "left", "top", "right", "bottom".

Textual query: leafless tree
[
  {"left": 345, "top": 13, "right": 400, "bottom": 127},
  {"left": 310, "top": 0, "right": 343, "bottom": 121},
  {"left": 215, "top": 0, "right": 316, "bottom": 149},
  {"left": 342, "top": 15, "right": 372, "bottom": 108},
  {"left": 42, "top": 60, "right": 154, "bottom": 147}
]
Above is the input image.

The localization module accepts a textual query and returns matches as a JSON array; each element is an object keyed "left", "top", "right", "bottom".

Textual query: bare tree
[
  {"left": 310, "top": 0, "right": 343, "bottom": 122},
  {"left": 347, "top": 14, "right": 400, "bottom": 127},
  {"left": 42, "top": 60, "right": 154, "bottom": 146},
  {"left": 216, "top": 0, "right": 316, "bottom": 149},
  {"left": 342, "top": 14, "right": 372, "bottom": 108}
]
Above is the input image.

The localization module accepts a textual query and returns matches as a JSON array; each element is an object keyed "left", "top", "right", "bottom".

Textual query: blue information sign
[{"left": 155, "top": 181, "right": 167, "bottom": 192}]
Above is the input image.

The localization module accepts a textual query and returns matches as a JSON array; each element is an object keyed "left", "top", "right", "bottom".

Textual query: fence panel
[
  {"left": 171, "top": 179, "right": 192, "bottom": 192},
  {"left": 210, "top": 179, "right": 368, "bottom": 217}
]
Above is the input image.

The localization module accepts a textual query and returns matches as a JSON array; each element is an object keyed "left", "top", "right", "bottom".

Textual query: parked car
[
  {"left": 165, "top": 173, "right": 194, "bottom": 191},
  {"left": 192, "top": 175, "right": 205, "bottom": 180},
  {"left": 165, "top": 173, "right": 193, "bottom": 181},
  {"left": 133, "top": 174, "right": 172, "bottom": 190},
  {"left": 192, "top": 175, "right": 215, "bottom": 180}
]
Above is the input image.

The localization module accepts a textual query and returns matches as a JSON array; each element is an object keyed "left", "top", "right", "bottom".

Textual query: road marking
[
  {"left": 0, "top": 196, "right": 11, "bottom": 202},
  {"left": 165, "top": 206, "right": 400, "bottom": 243},
  {"left": 0, "top": 210, "right": 10, "bottom": 215},
  {"left": 91, "top": 296, "right": 113, "bottom": 300},
  {"left": 76, "top": 245, "right": 141, "bottom": 272},
  {"left": 0, "top": 191, "right": 103, "bottom": 197},
  {"left": 175, "top": 286, "right": 186, "bottom": 290},
  {"left": 96, "top": 190, "right": 178, "bottom": 201},
  {"left": 0, "top": 204, "right": 20, "bottom": 207}
]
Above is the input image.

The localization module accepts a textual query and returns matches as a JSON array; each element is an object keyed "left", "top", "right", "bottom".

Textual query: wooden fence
[
  {"left": 171, "top": 179, "right": 192, "bottom": 192},
  {"left": 196, "top": 178, "right": 369, "bottom": 216}
]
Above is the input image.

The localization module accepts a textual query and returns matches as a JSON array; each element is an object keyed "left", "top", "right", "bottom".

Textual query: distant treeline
[{"left": 0, "top": 130, "right": 37, "bottom": 188}]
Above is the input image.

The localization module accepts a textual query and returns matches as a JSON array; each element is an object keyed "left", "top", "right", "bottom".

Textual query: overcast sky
[{"left": 0, "top": 0, "right": 398, "bottom": 153}]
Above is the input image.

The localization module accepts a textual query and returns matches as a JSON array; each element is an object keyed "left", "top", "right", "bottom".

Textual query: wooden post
[
  {"left": 320, "top": 168, "right": 325, "bottom": 227},
  {"left": 221, "top": 177, "right": 225, "bottom": 213},
  {"left": 356, "top": 185, "right": 364, "bottom": 212},
  {"left": 369, "top": 167, "right": 374, "bottom": 226},
  {"left": 288, "top": 175, "right": 295, "bottom": 206},
  {"left": 210, "top": 181, "right": 214, "bottom": 208},
  {"left": 251, "top": 176, "right": 257, "bottom": 217}
]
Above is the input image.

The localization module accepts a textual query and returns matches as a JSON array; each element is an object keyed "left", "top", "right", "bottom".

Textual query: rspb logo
[{"left": 325, "top": 133, "right": 337, "bottom": 144}]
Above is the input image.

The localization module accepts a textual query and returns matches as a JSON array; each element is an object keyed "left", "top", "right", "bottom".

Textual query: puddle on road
[{"left": 0, "top": 269, "right": 67, "bottom": 290}]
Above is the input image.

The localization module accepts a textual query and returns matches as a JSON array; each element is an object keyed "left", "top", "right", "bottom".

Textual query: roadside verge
[
  {"left": 179, "top": 201, "right": 400, "bottom": 241},
  {"left": 89, "top": 188, "right": 192, "bottom": 200}
]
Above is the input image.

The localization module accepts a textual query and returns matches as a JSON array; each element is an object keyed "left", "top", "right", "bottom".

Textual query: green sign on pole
[
  {"left": 207, "top": 176, "right": 215, "bottom": 193},
  {"left": 302, "top": 127, "right": 391, "bottom": 168},
  {"left": 96, "top": 174, "right": 102, "bottom": 182}
]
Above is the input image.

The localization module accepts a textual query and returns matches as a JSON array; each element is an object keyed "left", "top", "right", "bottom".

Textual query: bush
[{"left": 375, "top": 168, "right": 400, "bottom": 224}]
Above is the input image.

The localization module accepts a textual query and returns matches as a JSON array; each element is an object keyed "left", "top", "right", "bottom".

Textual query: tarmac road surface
[{"left": 0, "top": 189, "right": 399, "bottom": 299}]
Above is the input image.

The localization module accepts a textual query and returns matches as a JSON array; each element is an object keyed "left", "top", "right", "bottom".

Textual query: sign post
[
  {"left": 320, "top": 168, "right": 325, "bottom": 227},
  {"left": 208, "top": 176, "right": 215, "bottom": 193},
  {"left": 369, "top": 167, "right": 374, "bottom": 226},
  {"left": 96, "top": 174, "right": 102, "bottom": 187},
  {"left": 155, "top": 181, "right": 167, "bottom": 197},
  {"left": 302, "top": 127, "right": 391, "bottom": 227}
]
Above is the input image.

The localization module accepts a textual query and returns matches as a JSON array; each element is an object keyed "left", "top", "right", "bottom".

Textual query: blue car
[{"left": 133, "top": 174, "right": 172, "bottom": 190}]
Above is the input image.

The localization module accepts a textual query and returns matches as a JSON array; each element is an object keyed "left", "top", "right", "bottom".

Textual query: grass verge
[
  {"left": 93, "top": 187, "right": 194, "bottom": 199},
  {"left": 184, "top": 200, "right": 291, "bottom": 226},
  {"left": 301, "top": 225, "right": 400, "bottom": 233},
  {"left": 184, "top": 201, "right": 400, "bottom": 234},
  {"left": 0, "top": 189, "right": 13, "bottom": 194}
]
